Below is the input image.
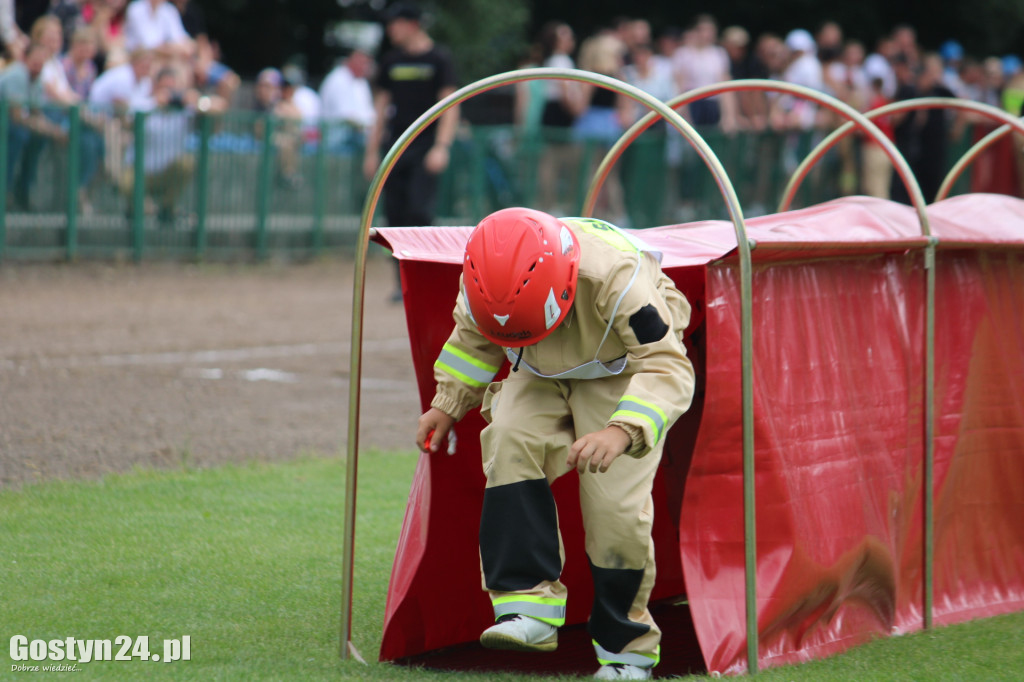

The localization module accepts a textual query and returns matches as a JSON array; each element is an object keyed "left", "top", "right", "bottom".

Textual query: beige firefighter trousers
[{"left": 478, "top": 369, "right": 662, "bottom": 661}]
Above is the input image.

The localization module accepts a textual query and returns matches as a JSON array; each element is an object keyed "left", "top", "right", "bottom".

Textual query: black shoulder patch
[{"left": 629, "top": 304, "right": 669, "bottom": 344}]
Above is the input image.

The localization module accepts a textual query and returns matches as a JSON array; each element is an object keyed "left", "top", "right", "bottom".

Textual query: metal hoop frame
[
  {"left": 583, "top": 79, "right": 930, "bottom": 234},
  {"left": 341, "top": 67, "right": 756, "bottom": 669},
  {"left": 781, "top": 98, "right": 1024, "bottom": 209},
  {"left": 936, "top": 123, "right": 1022, "bottom": 202}
]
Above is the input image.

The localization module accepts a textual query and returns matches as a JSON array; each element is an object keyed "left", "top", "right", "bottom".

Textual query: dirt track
[{"left": 0, "top": 256, "right": 421, "bottom": 487}]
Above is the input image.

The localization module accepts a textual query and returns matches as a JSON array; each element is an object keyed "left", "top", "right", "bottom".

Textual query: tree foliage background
[
  {"left": 202, "top": 0, "right": 1023, "bottom": 82},
  {"left": 202, "top": 0, "right": 530, "bottom": 83}
]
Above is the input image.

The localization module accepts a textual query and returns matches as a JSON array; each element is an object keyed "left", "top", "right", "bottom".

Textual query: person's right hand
[
  {"left": 362, "top": 149, "right": 380, "bottom": 181},
  {"left": 416, "top": 407, "right": 456, "bottom": 454}
]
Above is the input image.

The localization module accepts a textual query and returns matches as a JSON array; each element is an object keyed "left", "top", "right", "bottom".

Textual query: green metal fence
[{"left": 0, "top": 99, "right": 977, "bottom": 262}]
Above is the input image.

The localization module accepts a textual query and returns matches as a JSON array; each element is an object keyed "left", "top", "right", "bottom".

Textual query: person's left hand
[
  {"left": 424, "top": 144, "right": 450, "bottom": 175},
  {"left": 567, "top": 425, "right": 631, "bottom": 474}
]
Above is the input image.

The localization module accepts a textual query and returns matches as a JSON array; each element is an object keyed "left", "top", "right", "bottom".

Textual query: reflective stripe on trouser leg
[
  {"left": 594, "top": 642, "right": 660, "bottom": 668},
  {"left": 493, "top": 595, "right": 567, "bottom": 627}
]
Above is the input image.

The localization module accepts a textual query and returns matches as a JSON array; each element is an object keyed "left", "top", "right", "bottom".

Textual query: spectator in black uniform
[
  {"left": 890, "top": 53, "right": 955, "bottom": 204},
  {"left": 363, "top": 1, "right": 459, "bottom": 302}
]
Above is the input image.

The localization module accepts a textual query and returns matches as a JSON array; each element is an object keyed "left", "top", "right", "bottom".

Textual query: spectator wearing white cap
[
  {"left": 771, "top": 29, "right": 823, "bottom": 131},
  {"left": 864, "top": 36, "right": 897, "bottom": 99}
]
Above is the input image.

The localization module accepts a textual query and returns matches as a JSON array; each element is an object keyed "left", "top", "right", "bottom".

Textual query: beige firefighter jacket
[{"left": 431, "top": 217, "right": 695, "bottom": 458}]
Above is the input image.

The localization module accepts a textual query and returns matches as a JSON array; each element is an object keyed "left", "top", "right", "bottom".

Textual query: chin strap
[{"left": 512, "top": 347, "right": 524, "bottom": 373}]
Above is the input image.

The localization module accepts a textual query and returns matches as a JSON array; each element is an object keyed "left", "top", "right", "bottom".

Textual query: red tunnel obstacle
[{"left": 373, "top": 194, "right": 1024, "bottom": 675}]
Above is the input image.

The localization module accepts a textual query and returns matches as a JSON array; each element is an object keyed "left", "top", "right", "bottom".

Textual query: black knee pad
[{"left": 480, "top": 478, "right": 561, "bottom": 591}]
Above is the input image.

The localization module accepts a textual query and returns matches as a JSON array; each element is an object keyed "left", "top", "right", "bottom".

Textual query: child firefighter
[{"left": 416, "top": 207, "right": 695, "bottom": 681}]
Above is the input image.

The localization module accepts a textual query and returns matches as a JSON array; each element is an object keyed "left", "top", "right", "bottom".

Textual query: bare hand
[
  {"left": 362, "top": 149, "right": 379, "bottom": 181},
  {"left": 424, "top": 144, "right": 450, "bottom": 175},
  {"left": 567, "top": 425, "right": 631, "bottom": 474},
  {"left": 416, "top": 407, "right": 456, "bottom": 454}
]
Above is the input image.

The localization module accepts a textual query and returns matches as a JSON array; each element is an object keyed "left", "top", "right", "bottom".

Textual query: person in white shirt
[
  {"left": 30, "top": 15, "right": 77, "bottom": 105},
  {"left": 89, "top": 49, "right": 155, "bottom": 112},
  {"left": 90, "top": 49, "right": 155, "bottom": 182},
  {"left": 319, "top": 49, "right": 375, "bottom": 150},
  {"left": 864, "top": 37, "right": 898, "bottom": 99},
  {"left": 281, "top": 65, "right": 321, "bottom": 126},
  {"left": 320, "top": 49, "right": 375, "bottom": 129},
  {"left": 773, "top": 29, "right": 824, "bottom": 131},
  {"left": 623, "top": 42, "right": 675, "bottom": 123},
  {"left": 622, "top": 41, "right": 677, "bottom": 227},
  {"left": 123, "top": 0, "right": 193, "bottom": 61},
  {"left": 120, "top": 66, "right": 197, "bottom": 225}
]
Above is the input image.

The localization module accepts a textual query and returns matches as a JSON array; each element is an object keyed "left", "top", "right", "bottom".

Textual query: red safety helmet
[{"left": 463, "top": 207, "right": 580, "bottom": 347}]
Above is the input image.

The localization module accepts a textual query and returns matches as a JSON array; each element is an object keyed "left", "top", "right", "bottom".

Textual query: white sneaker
[
  {"left": 594, "top": 663, "right": 653, "bottom": 680},
  {"left": 479, "top": 615, "right": 557, "bottom": 652}
]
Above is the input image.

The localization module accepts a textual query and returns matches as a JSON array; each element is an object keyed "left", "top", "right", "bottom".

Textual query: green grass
[{"left": 1, "top": 453, "right": 1022, "bottom": 680}]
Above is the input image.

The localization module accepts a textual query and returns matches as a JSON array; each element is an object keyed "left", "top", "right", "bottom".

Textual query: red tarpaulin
[
  {"left": 370, "top": 195, "right": 1024, "bottom": 675},
  {"left": 968, "top": 124, "right": 1024, "bottom": 198}
]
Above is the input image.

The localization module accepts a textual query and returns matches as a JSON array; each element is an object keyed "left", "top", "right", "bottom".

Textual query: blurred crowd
[
  {"left": 3, "top": 2, "right": 1024, "bottom": 219},
  {"left": 0, "top": 0, "right": 374, "bottom": 219},
  {"left": 517, "top": 15, "right": 1024, "bottom": 213},
  {"left": 519, "top": 16, "right": 1024, "bottom": 134}
]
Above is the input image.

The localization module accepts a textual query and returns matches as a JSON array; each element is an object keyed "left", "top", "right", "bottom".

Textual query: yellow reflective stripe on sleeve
[
  {"left": 435, "top": 343, "right": 499, "bottom": 388},
  {"left": 443, "top": 344, "right": 501, "bottom": 373},
  {"left": 611, "top": 395, "right": 668, "bottom": 443},
  {"left": 593, "top": 641, "right": 660, "bottom": 668},
  {"left": 492, "top": 595, "right": 567, "bottom": 626}
]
